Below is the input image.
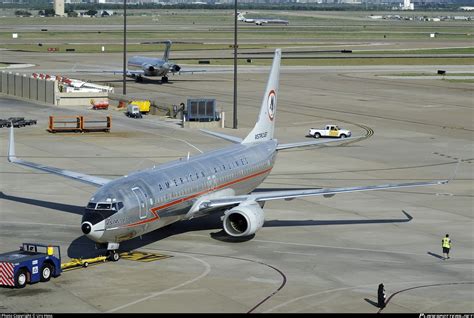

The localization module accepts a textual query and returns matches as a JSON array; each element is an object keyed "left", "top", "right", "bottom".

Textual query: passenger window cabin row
[
  {"left": 153, "top": 155, "right": 271, "bottom": 205},
  {"left": 155, "top": 157, "right": 252, "bottom": 195}
]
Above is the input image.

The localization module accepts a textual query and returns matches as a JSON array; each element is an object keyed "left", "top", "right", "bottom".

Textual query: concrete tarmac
[{"left": 0, "top": 61, "right": 472, "bottom": 313}]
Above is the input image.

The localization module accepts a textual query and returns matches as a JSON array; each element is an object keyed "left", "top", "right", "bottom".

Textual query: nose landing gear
[
  {"left": 107, "top": 242, "right": 120, "bottom": 262},
  {"left": 108, "top": 250, "right": 120, "bottom": 262}
]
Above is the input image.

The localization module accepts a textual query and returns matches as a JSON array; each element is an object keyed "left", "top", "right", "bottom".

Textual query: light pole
[
  {"left": 233, "top": 0, "right": 238, "bottom": 129},
  {"left": 122, "top": 0, "right": 127, "bottom": 95}
]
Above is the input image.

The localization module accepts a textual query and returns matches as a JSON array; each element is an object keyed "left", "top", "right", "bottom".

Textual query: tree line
[{"left": 7, "top": 2, "right": 472, "bottom": 13}]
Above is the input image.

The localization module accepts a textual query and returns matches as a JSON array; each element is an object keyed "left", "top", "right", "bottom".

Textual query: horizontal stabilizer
[
  {"left": 277, "top": 136, "right": 361, "bottom": 150},
  {"left": 200, "top": 129, "right": 242, "bottom": 144}
]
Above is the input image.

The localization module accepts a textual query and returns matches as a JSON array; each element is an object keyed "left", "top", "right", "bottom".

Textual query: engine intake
[
  {"left": 171, "top": 64, "right": 181, "bottom": 73},
  {"left": 143, "top": 64, "right": 156, "bottom": 76},
  {"left": 223, "top": 203, "right": 264, "bottom": 237}
]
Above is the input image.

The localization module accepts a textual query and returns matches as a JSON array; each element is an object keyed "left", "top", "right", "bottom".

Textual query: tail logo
[{"left": 267, "top": 90, "right": 276, "bottom": 121}]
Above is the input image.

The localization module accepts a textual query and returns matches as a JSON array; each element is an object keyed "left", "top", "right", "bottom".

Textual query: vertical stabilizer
[
  {"left": 242, "top": 49, "right": 281, "bottom": 144},
  {"left": 163, "top": 40, "right": 172, "bottom": 62}
]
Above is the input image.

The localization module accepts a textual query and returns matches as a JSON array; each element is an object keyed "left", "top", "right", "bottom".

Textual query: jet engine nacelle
[
  {"left": 222, "top": 202, "right": 265, "bottom": 237},
  {"left": 143, "top": 64, "right": 156, "bottom": 76},
  {"left": 170, "top": 64, "right": 181, "bottom": 73}
]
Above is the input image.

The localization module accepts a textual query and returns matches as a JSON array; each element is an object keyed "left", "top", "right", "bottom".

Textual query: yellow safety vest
[{"left": 442, "top": 237, "right": 451, "bottom": 248}]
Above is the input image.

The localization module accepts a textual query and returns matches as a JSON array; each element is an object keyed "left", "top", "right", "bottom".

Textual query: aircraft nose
[
  {"left": 81, "top": 221, "right": 105, "bottom": 242},
  {"left": 81, "top": 222, "right": 92, "bottom": 234}
]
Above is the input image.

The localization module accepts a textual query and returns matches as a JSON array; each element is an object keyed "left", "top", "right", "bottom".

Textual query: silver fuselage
[
  {"left": 128, "top": 56, "right": 177, "bottom": 77},
  {"left": 82, "top": 140, "right": 277, "bottom": 243}
]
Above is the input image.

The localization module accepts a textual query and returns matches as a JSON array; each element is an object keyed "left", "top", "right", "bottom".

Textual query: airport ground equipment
[
  {"left": 91, "top": 99, "right": 109, "bottom": 110},
  {"left": 0, "top": 117, "right": 37, "bottom": 128},
  {"left": 186, "top": 98, "right": 220, "bottom": 122},
  {"left": 82, "top": 116, "right": 112, "bottom": 132},
  {"left": 48, "top": 115, "right": 111, "bottom": 133},
  {"left": 125, "top": 104, "right": 142, "bottom": 118},
  {"left": 309, "top": 124, "right": 352, "bottom": 139},
  {"left": 61, "top": 256, "right": 107, "bottom": 271},
  {"left": 129, "top": 100, "right": 151, "bottom": 114},
  {"left": 0, "top": 243, "right": 61, "bottom": 288}
]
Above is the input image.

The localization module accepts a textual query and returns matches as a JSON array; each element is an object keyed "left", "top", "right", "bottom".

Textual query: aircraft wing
[
  {"left": 7, "top": 126, "right": 111, "bottom": 187},
  {"left": 174, "top": 69, "right": 207, "bottom": 75},
  {"left": 199, "top": 129, "right": 361, "bottom": 148},
  {"left": 198, "top": 179, "right": 449, "bottom": 210},
  {"left": 77, "top": 70, "right": 145, "bottom": 76}
]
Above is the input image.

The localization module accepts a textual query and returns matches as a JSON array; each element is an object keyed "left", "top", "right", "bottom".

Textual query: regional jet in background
[
  {"left": 237, "top": 12, "right": 289, "bottom": 26},
  {"left": 88, "top": 40, "right": 195, "bottom": 83},
  {"left": 126, "top": 40, "right": 180, "bottom": 83},
  {"left": 7, "top": 49, "right": 449, "bottom": 261}
]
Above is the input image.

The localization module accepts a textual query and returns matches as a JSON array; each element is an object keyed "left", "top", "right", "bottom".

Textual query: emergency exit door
[{"left": 131, "top": 186, "right": 148, "bottom": 219}]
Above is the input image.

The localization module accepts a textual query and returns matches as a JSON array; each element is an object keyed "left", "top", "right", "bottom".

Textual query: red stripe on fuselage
[{"left": 124, "top": 166, "right": 273, "bottom": 228}]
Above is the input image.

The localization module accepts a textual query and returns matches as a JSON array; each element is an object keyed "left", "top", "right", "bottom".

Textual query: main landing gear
[{"left": 161, "top": 76, "right": 169, "bottom": 83}]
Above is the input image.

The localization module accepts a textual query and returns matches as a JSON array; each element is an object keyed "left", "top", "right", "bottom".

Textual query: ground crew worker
[
  {"left": 377, "top": 283, "right": 386, "bottom": 308},
  {"left": 442, "top": 234, "right": 452, "bottom": 260}
]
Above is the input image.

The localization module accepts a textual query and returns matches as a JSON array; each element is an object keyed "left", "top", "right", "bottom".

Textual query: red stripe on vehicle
[{"left": 0, "top": 262, "right": 15, "bottom": 286}]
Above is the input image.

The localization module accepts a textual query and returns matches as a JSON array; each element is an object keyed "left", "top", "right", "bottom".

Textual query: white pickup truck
[{"left": 308, "top": 124, "right": 351, "bottom": 139}]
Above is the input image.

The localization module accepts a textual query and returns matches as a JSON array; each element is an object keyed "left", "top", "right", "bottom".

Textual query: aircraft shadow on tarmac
[
  {"left": 0, "top": 191, "right": 83, "bottom": 215},
  {"left": 0, "top": 191, "right": 413, "bottom": 258},
  {"left": 66, "top": 210, "right": 413, "bottom": 259},
  {"left": 0, "top": 190, "right": 413, "bottom": 258}
]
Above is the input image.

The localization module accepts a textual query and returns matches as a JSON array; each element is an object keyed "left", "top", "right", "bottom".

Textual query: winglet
[
  {"left": 431, "top": 160, "right": 459, "bottom": 186},
  {"left": 8, "top": 124, "right": 17, "bottom": 162},
  {"left": 163, "top": 40, "right": 172, "bottom": 62},
  {"left": 448, "top": 160, "right": 461, "bottom": 182},
  {"left": 200, "top": 129, "right": 243, "bottom": 144}
]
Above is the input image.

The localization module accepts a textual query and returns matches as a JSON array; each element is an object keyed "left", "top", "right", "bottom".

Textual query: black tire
[
  {"left": 110, "top": 251, "right": 120, "bottom": 262},
  {"left": 340, "top": 134, "right": 346, "bottom": 139},
  {"left": 40, "top": 263, "right": 52, "bottom": 282},
  {"left": 314, "top": 133, "right": 321, "bottom": 139},
  {"left": 162, "top": 76, "right": 169, "bottom": 83},
  {"left": 15, "top": 268, "right": 28, "bottom": 288},
  {"left": 83, "top": 262, "right": 89, "bottom": 268}
]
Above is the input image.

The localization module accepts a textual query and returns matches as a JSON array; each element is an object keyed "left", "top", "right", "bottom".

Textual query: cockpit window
[
  {"left": 96, "top": 203, "right": 112, "bottom": 210},
  {"left": 112, "top": 202, "right": 124, "bottom": 211},
  {"left": 83, "top": 201, "right": 123, "bottom": 225},
  {"left": 87, "top": 202, "right": 96, "bottom": 209}
]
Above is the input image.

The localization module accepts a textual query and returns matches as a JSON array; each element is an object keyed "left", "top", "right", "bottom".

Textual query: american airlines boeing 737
[{"left": 7, "top": 49, "right": 449, "bottom": 261}]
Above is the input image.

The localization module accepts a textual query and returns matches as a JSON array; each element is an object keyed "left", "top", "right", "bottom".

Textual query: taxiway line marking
[
  {"left": 256, "top": 239, "right": 425, "bottom": 256},
  {"left": 106, "top": 252, "right": 211, "bottom": 313},
  {"left": 274, "top": 250, "right": 318, "bottom": 257}
]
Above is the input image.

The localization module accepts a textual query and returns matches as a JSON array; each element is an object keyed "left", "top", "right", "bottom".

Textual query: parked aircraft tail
[
  {"left": 242, "top": 49, "right": 281, "bottom": 144},
  {"left": 163, "top": 40, "right": 172, "bottom": 61}
]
